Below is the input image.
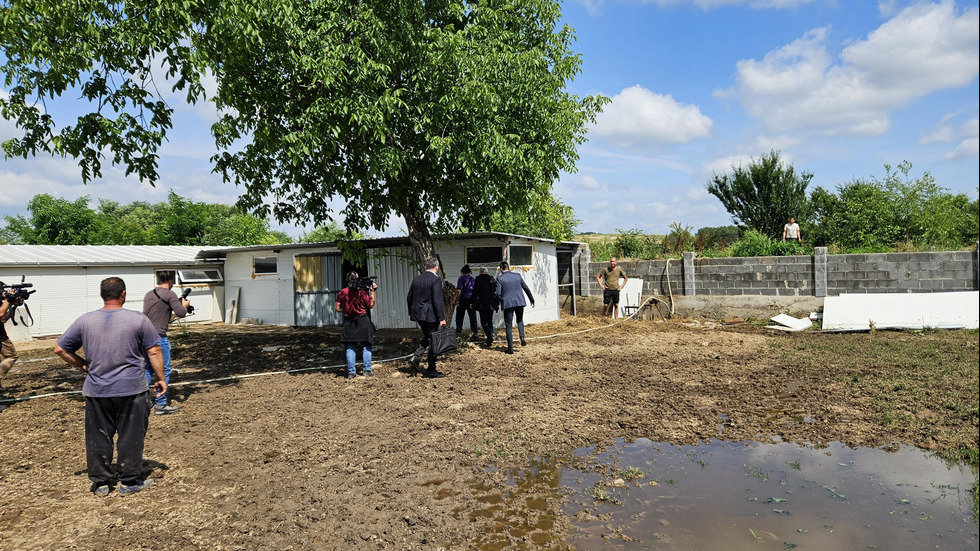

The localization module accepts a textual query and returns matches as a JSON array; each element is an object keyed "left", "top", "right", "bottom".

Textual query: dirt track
[{"left": 1, "top": 318, "right": 976, "bottom": 550}]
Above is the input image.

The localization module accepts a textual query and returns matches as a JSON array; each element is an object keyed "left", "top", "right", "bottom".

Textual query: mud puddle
[{"left": 469, "top": 440, "right": 977, "bottom": 550}]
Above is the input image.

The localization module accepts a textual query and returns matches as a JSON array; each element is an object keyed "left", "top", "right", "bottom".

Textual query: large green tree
[
  {"left": 1, "top": 0, "right": 603, "bottom": 268},
  {"left": 3, "top": 194, "right": 97, "bottom": 245},
  {"left": 706, "top": 150, "right": 813, "bottom": 239}
]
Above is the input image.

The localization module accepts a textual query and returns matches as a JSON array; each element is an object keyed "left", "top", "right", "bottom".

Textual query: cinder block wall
[
  {"left": 580, "top": 247, "right": 978, "bottom": 299},
  {"left": 826, "top": 251, "right": 976, "bottom": 293}
]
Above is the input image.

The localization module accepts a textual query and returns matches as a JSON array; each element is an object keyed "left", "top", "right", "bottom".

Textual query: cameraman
[
  {"left": 0, "top": 285, "right": 23, "bottom": 391},
  {"left": 142, "top": 271, "right": 189, "bottom": 414},
  {"left": 334, "top": 271, "right": 376, "bottom": 379}
]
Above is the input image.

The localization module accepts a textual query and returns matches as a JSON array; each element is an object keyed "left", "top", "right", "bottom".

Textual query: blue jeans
[
  {"left": 143, "top": 336, "right": 171, "bottom": 407},
  {"left": 503, "top": 307, "right": 525, "bottom": 351},
  {"left": 346, "top": 343, "right": 372, "bottom": 376}
]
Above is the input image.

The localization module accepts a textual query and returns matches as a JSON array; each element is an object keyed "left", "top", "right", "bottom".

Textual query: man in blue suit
[
  {"left": 495, "top": 261, "right": 535, "bottom": 355},
  {"left": 407, "top": 257, "right": 447, "bottom": 378}
]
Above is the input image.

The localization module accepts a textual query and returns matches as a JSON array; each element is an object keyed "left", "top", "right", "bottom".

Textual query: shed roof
[
  {"left": 0, "top": 245, "right": 220, "bottom": 267},
  {"left": 196, "top": 232, "right": 586, "bottom": 258}
]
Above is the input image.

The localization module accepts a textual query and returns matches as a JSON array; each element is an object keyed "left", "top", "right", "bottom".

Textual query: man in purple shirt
[{"left": 55, "top": 277, "right": 166, "bottom": 496}]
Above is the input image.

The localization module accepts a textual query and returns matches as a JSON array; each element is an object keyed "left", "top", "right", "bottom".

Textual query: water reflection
[
  {"left": 562, "top": 439, "right": 977, "bottom": 550},
  {"left": 462, "top": 440, "right": 977, "bottom": 550}
]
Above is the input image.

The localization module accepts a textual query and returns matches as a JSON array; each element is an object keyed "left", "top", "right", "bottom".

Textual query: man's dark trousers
[
  {"left": 85, "top": 391, "right": 152, "bottom": 486},
  {"left": 414, "top": 320, "right": 440, "bottom": 372}
]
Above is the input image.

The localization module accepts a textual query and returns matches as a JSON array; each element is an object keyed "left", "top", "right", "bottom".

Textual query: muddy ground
[{"left": 1, "top": 317, "right": 976, "bottom": 550}]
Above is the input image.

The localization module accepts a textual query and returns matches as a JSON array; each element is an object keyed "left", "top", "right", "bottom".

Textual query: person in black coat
[
  {"left": 469, "top": 266, "right": 498, "bottom": 347},
  {"left": 495, "top": 261, "right": 535, "bottom": 354},
  {"left": 406, "top": 257, "right": 447, "bottom": 378}
]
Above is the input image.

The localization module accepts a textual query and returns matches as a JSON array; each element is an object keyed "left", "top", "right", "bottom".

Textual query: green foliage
[
  {"left": 663, "top": 222, "right": 694, "bottom": 256},
  {"left": 730, "top": 229, "right": 810, "bottom": 257},
  {"left": 707, "top": 150, "right": 813, "bottom": 238},
  {"left": 470, "top": 192, "right": 580, "bottom": 242},
  {"left": 1, "top": 192, "right": 291, "bottom": 246},
  {"left": 731, "top": 229, "right": 775, "bottom": 257},
  {"left": 588, "top": 240, "right": 615, "bottom": 262},
  {"left": 696, "top": 225, "right": 741, "bottom": 252},
  {"left": 613, "top": 228, "right": 646, "bottom": 258},
  {"left": 300, "top": 221, "right": 362, "bottom": 243},
  {"left": 1, "top": 0, "right": 605, "bottom": 265},
  {"left": 3, "top": 194, "right": 96, "bottom": 245},
  {"left": 810, "top": 162, "right": 978, "bottom": 251}
]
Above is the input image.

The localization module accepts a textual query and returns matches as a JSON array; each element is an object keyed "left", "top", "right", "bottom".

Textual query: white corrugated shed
[
  {"left": 203, "top": 233, "right": 585, "bottom": 330},
  {"left": 0, "top": 245, "right": 215, "bottom": 266},
  {"left": 1, "top": 245, "right": 224, "bottom": 341}
]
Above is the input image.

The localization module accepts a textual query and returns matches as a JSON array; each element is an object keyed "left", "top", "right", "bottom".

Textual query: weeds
[{"left": 618, "top": 467, "right": 645, "bottom": 481}]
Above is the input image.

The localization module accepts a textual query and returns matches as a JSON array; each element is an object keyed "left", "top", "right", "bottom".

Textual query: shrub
[
  {"left": 732, "top": 230, "right": 774, "bottom": 257},
  {"left": 613, "top": 228, "right": 645, "bottom": 258}
]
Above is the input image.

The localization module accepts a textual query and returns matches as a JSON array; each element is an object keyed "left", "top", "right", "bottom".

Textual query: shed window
[
  {"left": 509, "top": 245, "right": 533, "bottom": 267},
  {"left": 177, "top": 268, "right": 223, "bottom": 284},
  {"left": 466, "top": 246, "right": 503, "bottom": 265},
  {"left": 254, "top": 257, "right": 278, "bottom": 275}
]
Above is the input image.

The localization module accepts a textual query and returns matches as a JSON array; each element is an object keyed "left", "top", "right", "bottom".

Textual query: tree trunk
[
  {"left": 403, "top": 195, "right": 436, "bottom": 272},
  {"left": 403, "top": 194, "right": 460, "bottom": 324}
]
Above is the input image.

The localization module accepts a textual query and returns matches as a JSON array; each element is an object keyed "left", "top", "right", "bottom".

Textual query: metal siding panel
[
  {"left": 2, "top": 268, "right": 87, "bottom": 338},
  {"left": 370, "top": 247, "right": 417, "bottom": 329},
  {"left": 292, "top": 254, "right": 343, "bottom": 326}
]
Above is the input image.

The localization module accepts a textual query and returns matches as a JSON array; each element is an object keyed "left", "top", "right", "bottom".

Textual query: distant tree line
[
  {"left": 707, "top": 152, "right": 978, "bottom": 255},
  {"left": 0, "top": 192, "right": 357, "bottom": 246},
  {"left": 0, "top": 191, "right": 579, "bottom": 247},
  {"left": 586, "top": 152, "right": 977, "bottom": 261}
]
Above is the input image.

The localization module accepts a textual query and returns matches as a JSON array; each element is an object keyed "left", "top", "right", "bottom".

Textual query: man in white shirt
[{"left": 782, "top": 217, "right": 801, "bottom": 243}]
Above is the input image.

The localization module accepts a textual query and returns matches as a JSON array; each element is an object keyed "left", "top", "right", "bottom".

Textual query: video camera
[
  {"left": 180, "top": 287, "right": 195, "bottom": 315},
  {"left": 349, "top": 275, "right": 378, "bottom": 292},
  {"left": 1, "top": 276, "right": 36, "bottom": 326}
]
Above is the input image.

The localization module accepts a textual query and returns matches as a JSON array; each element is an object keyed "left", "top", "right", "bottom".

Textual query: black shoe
[
  {"left": 505, "top": 348, "right": 514, "bottom": 355},
  {"left": 422, "top": 371, "right": 446, "bottom": 378},
  {"left": 520, "top": 338, "right": 527, "bottom": 346},
  {"left": 346, "top": 373, "right": 356, "bottom": 380},
  {"left": 409, "top": 356, "right": 421, "bottom": 371}
]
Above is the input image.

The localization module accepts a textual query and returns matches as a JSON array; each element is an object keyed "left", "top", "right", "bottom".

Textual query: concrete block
[{"left": 683, "top": 252, "right": 696, "bottom": 296}]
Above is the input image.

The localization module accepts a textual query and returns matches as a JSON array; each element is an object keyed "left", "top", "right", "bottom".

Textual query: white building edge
[{"left": 0, "top": 234, "right": 587, "bottom": 339}]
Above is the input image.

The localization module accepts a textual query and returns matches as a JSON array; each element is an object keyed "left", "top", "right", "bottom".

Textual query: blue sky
[{"left": 2, "top": 0, "right": 978, "bottom": 237}]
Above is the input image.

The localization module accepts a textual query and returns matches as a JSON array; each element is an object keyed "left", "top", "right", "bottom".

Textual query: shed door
[{"left": 294, "top": 254, "right": 344, "bottom": 326}]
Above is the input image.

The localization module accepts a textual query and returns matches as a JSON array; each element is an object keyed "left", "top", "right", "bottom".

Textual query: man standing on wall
[
  {"left": 54, "top": 277, "right": 166, "bottom": 496},
  {"left": 782, "top": 217, "right": 802, "bottom": 243},
  {"left": 407, "top": 257, "right": 447, "bottom": 378},
  {"left": 0, "top": 285, "right": 23, "bottom": 391},
  {"left": 596, "top": 257, "right": 628, "bottom": 319},
  {"left": 142, "top": 271, "right": 189, "bottom": 415}
]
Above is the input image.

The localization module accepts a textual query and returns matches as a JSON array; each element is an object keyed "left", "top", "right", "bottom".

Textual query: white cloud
[
  {"left": 573, "top": 175, "right": 602, "bottom": 190},
  {"left": 591, "top": 85, "right": 713, "bottom": 148},
  {"left": 920, "top": 108, "right": 979, "bottom": 161},
  {"left": 703, "top": 154, "right": 756, "bottom": 176},
  {"left": 619, "top": 203, "right": 637, "bottom": 214},
  {"left": 944, "top": 137, "right": 979, "bottom": 161},
  {"left": 733, "top": 1, "right": 980, "bottom": 136},
  {"left": 590, "top": 200, "right": 611, "bottom": 210}
]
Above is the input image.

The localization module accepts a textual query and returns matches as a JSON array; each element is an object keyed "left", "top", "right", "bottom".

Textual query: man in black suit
[{"left": 407, "top": 257, "right": 447, "bottom": 378}]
